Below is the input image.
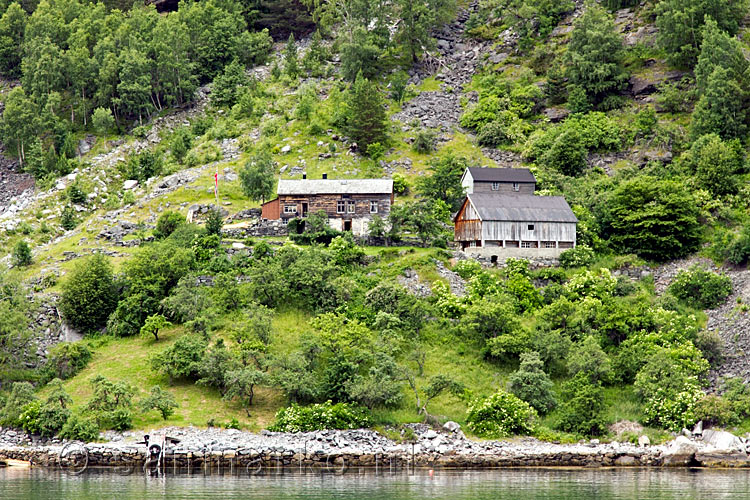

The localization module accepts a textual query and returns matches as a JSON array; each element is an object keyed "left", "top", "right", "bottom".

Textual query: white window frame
[
  {"left": 521, "top": 241, "right": 533, "bottom": 249},
  {"left": 347, "top": 201, "right": 356, "bottom": 213},
  {"left": 284, "top": 205, "right": 298, "bottom": 215},
  {"left": 513, "top": 182, "right": 520, "bottom": 192},
  {"left": 370, "top": 201, "right": 378, "bottom": 213},
  {"left": 491, "top": 182, "right": 500, "bottom": 191},
  {"left": 337, "top": 200, "right": 346, "bottom": 214},
  {"left": 542, "top": 241, "right": 556, "bottom": 249}
]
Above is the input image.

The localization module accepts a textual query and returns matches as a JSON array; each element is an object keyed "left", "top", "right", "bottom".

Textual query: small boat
[{"left": 0, "top": 458, "right": 31, "bottom": 468}]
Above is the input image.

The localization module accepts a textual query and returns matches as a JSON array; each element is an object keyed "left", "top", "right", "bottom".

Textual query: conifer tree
[
  {"left": 691, "top": 67, "right": 747, "bottom": 140},
  {"left": 344, "top": 71, "right": 387, "bottom": 151},
  {"left": 284, "top": 33, "right": 299, "bottom": 78},
  {"left": 565, "top": 2, "right": 627, "bottom": 103}
]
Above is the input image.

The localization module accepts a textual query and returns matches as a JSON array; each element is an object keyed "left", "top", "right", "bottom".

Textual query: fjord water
[{"left": 3, "top": 468, "right": 750, "bottom": 500}]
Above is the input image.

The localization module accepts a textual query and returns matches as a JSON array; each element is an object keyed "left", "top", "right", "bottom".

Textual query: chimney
[
  {"left": 322, "top": 173, "right": 328, "bottom": 179},
  {"left": 302, "top": 173, "right": 306, "bottom": 179}
]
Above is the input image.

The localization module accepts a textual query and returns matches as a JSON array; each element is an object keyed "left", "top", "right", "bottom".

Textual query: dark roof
[
  {"left": 466, "top": 167, "right": 536, "bottom": 183},
  {"left": 467, "top": 193, "right": 577, "bottom": 223}
]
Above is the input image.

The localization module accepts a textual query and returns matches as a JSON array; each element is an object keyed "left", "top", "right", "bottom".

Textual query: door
[
  {"left": 301, "top": 202, "right": 308, "bottom": 216},
  {"left": 343, "top": 220, "right": 352, "bottom": 231}
]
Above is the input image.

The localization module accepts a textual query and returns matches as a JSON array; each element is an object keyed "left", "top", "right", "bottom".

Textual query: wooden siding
[
  {"left": 277, "top": 193, "right": 392, "bottom": 220},
  {"left": 261, "top": 198, "right": 280, "bottom": 219},
  {"left": 473, "top": 181, "right": 535, "bottom": 195},
  {"left": 481, "top": 221, "right": 576, "bottom": 243},
  {"left": 454, "top": 198, "right": 482, "bottom": 241}
]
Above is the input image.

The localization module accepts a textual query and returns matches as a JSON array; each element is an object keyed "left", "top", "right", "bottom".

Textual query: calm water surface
[{"left": 2, "top": 467, "right": 750, "bottom": 499}]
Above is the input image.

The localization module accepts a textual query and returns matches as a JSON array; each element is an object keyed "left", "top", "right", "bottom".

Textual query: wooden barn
[
  {"left": 461, "top": 167, "right": 536, "bottom": 195},
  {"left": 454, "top": 193, "right": 577, "bottom": 260},
  {"left": 261, "top": 175, "right": 394, "bottom": 235}
]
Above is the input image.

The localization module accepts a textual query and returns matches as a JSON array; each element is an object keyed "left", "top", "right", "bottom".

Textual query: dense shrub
[
  {"left": 59, "top": 414, "right": 100, "bottom": 442},
  {"left": 0, "top": 382, "right": 36, "bottom": 427},
  {"left": 555, "top": 372, "right": 607, "bottom": 436},
  {"left": 12, "top": 241, "right": 32, "bottom": 267},
  {"left": 567, "top": 336, "right": 613, "bottom": 383},
  {"left": 694, "top": 394, "right": 736, "bottom": 427},
  {"left": 466, "top": 390, "right": 537, "bottom": 437},
  {"left": 154, "top": 211, "right": 185, "bottom": 239},
  {"left": 19, "top": 400, "right": 71, "bottom": 437},
  {"left": 59, "top": 254, "right": 118, "bottom": 334},
  {"left": 43, "top": 342, "right": 92, "bottom": 381},
  {"left": 722, "top": 377, "right": 750, "bottom": 420},
  {"left": 559, "top": 245, "right": 595, "bottom": 269},
  {"left": 509, "top": 352, "right": 557, "bottom": 414},
  {"left": 84, "top": 376, "right": 135, "bottom": 431},
  {"left": 606, "top": 176, "right": 702, "bottom": 261},
  {"left": 268, "top": 401, "right": 372, "bottom": 432},
  {"left": 728, "top": 225, "right": 750, "bottom": 265},
  {"left": 668, "top": 266, "right": 732, "bottom": 309},
  {"left": 412, "top": 128, "right": 437, "bottom": 153},
  {"left": 150, "top": 334, "right": 208, "bottom": 382}
]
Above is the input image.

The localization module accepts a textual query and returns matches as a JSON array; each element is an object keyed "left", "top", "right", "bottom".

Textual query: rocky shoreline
[{"left": 3, "top": 424, "right": 750, "bottom": 470}]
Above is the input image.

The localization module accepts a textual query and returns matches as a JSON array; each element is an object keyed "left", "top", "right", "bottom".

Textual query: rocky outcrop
[{"left": 7, "top": 425, "right": 750, "bottom": 470}]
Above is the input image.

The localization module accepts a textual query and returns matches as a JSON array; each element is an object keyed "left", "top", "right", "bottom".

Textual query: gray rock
[
  {"left": 638, "top": 435, "right": 650, "bottom": 447},
  {"left": 280, "top": 145, "right": 292, "bottom": 154},
  {"left": 123, "top": 180, "right": 139, "bottom": 190},
  {"left": 443, "top": 421, "right": 461, "bottom": 433},
  {"left": 702, "top": 429, "right": 744, "bottom": 451},
  {"left": 662, "top": 436, "right": 698, "bottom": 466}
]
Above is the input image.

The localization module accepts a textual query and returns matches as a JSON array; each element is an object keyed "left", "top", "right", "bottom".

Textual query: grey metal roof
[
  {"left": 277, "top": 178, "right": 393, "bottom": 195},
  {"left": 467, "top": 193, "right": 578, "bottom": 223},
  {"left": 466, "top": 167, "right": 536, "bottom": 183}
]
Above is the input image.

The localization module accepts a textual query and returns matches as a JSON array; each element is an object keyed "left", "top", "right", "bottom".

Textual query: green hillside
[{"left": 0, "top": 0, "right": 749, "bottom": 443}]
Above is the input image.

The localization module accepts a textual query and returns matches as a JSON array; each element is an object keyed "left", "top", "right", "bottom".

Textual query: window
[
  {"left": 347, "top": 201, "right": 355, "bottom": 213},
  {"left": 521, "top": 241, "right": 538, "bottom": 248},
  {"left": 542, "top": 241, "right": 556, "bottom": 248},
  {"left": 337, "top": 200, "right": 346, "bottom": 213},
  {"left": 527, "top": 224, "right": 535, "bottom": 231},
  {"left": 513, "top": 182, "right": 520, "bottom": 192},
  {"left": 284, "top": 205, "right": 297, "bottom": 214},
  {"left": 491, "top": 182, "right": 500, "bottom": 191},
  {"left": 370, "top": 201, "right": 378, "bottom": 213}
]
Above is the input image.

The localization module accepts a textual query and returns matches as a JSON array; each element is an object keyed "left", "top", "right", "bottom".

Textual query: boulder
[
  {"left": 443, "top": 421, "right": 461, "bottom": 433},
  {"left": 662, "top": 436, "right": 698, "bottom": 466},
  {"left": 544, "top": 107, "right": 570, "bottom": 123},
  {"left": 702, "top": 429, "right": 744, "bottom": 451},
  {"left": 280, "top": 145, "right": 292, "bottom": 154},
  {"left": 123, "top": 179, "right": 139, "bottom": 190}
]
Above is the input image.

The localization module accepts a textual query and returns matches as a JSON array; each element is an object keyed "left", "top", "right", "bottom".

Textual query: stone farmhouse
[
  {"left": 261, "top": 174, "right": 394, "bottom": 236},
  {"left": 454, "top": 167, "right": 577, "bottom": 261}
]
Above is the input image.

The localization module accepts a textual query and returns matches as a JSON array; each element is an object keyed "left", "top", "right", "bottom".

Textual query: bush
[
  {"left": 61, "top": 205, "right": 77, "bottom": 230},
  {"left": 694, "top": 394, "right": 736, "bottom": 427},
  {"left": 668, "top": 266, "right": 732, "bottom": 310},
  {"left": 540, "top": 127, "right": 587, "bottom": 176},
  {"left": 722, "top": 377, "right": 750, "bottom": 420},
  {"left": 466, "top": 390, "right": 537, "bottom": 438},
  {"left": 59, "top": 254, "right": 118, "bottom": 334},
  {"left": 477, "top": 121, "right": 509, "bottom": 147},
  {"left": 567, "top": 336, "right": 613, "bottom": 383},
  {"left": 559, "top": 245, "right": 594, "bottom": 269},
  {"left": 59, "top": 414, "right": 100, "bottom": 442},
  {"left": 150, "top": 334, "right": 208, "bottom": 382},
  {"left": 268, "top": 401, "right": 372, "bottom": 432},
  {"left": 412, "top": 128, "right": 437, "bottom": 154},
  {"left": 19, "top": 400, "right": 70, "bottom": 437},
  {"left": 0, "top": 382, "right": 36, "bottom": 427},
  {"left": 205, "top": 208, "right": 224, "bottom": 236},
  {"left": 44, "top": 342, "right": 92, "bottom": 381},
  {"left": 728, "top": 225, "right": 750, "bottom": 265},
  {"left": 84, "top": 376, "right": 134, "bottom": 431},
  {"left": 509, "top": 352, "right": 557, "bottom": 414},
  {"left": 154, "top": 211, "right": 185, "bottom": 239},
  {"left": 556, "top": 372, "right": 607, "bottom": 436},
  {"left": 12, "top": 241, "right": 32, "bottom": 267}
]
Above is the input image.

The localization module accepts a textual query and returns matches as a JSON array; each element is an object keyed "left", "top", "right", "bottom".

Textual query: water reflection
[{"left": 2, "top": 467, "right": 749, "bottom": 499}]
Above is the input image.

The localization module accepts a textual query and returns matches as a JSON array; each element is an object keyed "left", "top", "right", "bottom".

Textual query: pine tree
[
  {"left": 284, "top": 33, "right": 299, "bottom": 78},
  {"left": 691, "top": 67, "right": 747, "bottom": 140},
  {"left": 345, "top": 71, "right": 387, "bottom": 150},
  {"left": 695, "top": 18, "right": 749, "bottom": 93}
]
